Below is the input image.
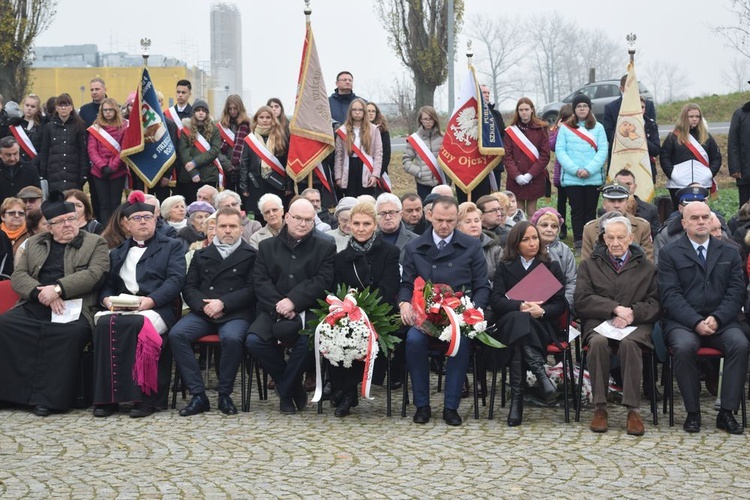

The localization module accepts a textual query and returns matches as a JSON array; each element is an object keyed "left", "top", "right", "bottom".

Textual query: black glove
[{"left": 101, "top": 167, "right": 113, "bottom": 179}]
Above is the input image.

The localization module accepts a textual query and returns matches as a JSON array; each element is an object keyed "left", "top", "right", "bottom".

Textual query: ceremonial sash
[
  {"left": 194, "top": 133, "right": 224, "bottom": 187},
  {"left": 217, "top": 123, "right": 236, "bottom": 149},
  {"left": 505, "top": 125, "right": 540, "bottom": 163},
  {"left": 407, "top": 132, "right": 446, "bottom": 184},
  {"left": 315, "top": 163, "right": 333, "bottom": 194},
  {"left": 564, "top": 124, "right": 598, "bottom": 152},
  {"left": 336, "top": 127, "right": 388, "bottom": 191},
  {"left": 243, "top": 134, "right": 286, "bottom": 178},
  {"left": 685, "top": 134, "right": 717, "bottom": 194},
  {"left": 10, "top": 125, "right": 37, "bottom": 159},
  {"left": 87, "top": 125, "right": 121, "bottom": 157},
  {"left": 164, "top": 106, "right": 185, "bottom": 135}
]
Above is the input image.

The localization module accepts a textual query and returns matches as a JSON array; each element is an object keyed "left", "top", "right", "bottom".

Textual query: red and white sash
[
  {"left": 10, "top": 125, "right": 37, "bottom": 159},
  {"left": 243, "top": 134, "right": 286, "bottom": 178},
  {"left": 315, "top": 163, "right": 333, "bottom": 193},
  {"left": 564, "top": 124, "right": 598, "bottom": 151},
  {"left": 164, "top": 106, "right": 185, "bottom": 135},
  {"left": 505, "top": 125, "right": 540, "bottom": 163},
  {"left": 87, "top": 125, "right": 121, "bottom": 157},
  {"left": 407, "top": 132, "right": 446, "bottom": 184},
  {"left": 685, "top": 134, "right": 716, "bottom": 194},
  {"left": 336, "top": 127, "right": 388, "bottom": 191},
  {"left": 194, "top": 133, "right": 224, "bottom": 187},
  {"left": 217, "top": 123, "right": 236, "bottom": 149}
]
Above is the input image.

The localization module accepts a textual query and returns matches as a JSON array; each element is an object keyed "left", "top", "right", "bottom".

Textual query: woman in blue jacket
[{"left": 555, "top": 94, "right": 608, "bottom": 251}]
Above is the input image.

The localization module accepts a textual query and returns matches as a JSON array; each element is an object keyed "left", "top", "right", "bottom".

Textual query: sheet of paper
[
  {"left": 51, "top": 298, "right": 83, "bottom": 324},
  {"left": 594, "top": 320, "right": 637, "bottom": 341}
]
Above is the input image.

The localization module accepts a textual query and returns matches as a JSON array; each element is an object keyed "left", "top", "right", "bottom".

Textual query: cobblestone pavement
[{"left": 1, "top": 380, "right": 749, "bottom": 499}]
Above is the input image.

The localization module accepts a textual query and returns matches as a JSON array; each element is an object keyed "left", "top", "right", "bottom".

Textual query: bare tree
[
  {"left": 0, "top": 0, "right": 57, "bottom": 101},
  {"left": 661, "top": 61, "right": 690, "bottom": 102},
  {"left": 712, "top": 0, "right": 750, "bottom": 58},
  {"left": 468, "top": 14, "right": 528, "bottom": 105},
  {"left": 385, "top": 72, "right": 417, "bottom": 132},
  {"left": 643, "top": 61, "right": 668, "bottom": 104},
  {"left": 375, "top": 0, "right": 465, "bottom": 109},
  {"left": 722, "top": 57, "right": 750, "bottom": 92},
  {"left": 525, "top": 13, "right": 573, "bottom": 103}
]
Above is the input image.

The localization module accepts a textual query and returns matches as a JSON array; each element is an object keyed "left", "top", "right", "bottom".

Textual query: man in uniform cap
[{"left": 581, "top": 183, "right": 653, "bottom": 261}]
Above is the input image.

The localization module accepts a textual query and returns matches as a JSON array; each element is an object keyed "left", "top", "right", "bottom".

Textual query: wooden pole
[{"left": 308, "top": 172, "right": 313, "bottom": 189}]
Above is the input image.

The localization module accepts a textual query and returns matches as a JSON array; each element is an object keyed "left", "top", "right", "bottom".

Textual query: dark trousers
[
  {"left": 405, "top": 326, "right": 470, "bottom": 410},
  {"left": 739, "top": 184, "right": 750, "bottom": 209},
  {"left": 456, "top": 176, "right": 493, "bottom": 204},
  {"left": 416, "top": 183, "right": 433, "bottom": 201},
  {"left": 556, "top": 185, "right": 568, "bottom": 237},
  {"left": 245, "top": 332, "right": 311, "bottom": 398},
  {"left": 91, "top": 176, "right": 126, "bottom": 227},
  {"left": 169, "top": 313, "right": 249, "bottom": 396},
  {"left": 565, "top": 185, "right": 600, "bottom": 243},
  {"left": 667, "top": 326, "right": 749, "bottom": 412}
]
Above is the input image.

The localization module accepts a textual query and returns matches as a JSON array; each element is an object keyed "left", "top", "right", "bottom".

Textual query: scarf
[
  {"left": 254, "top": 126, "right": 276, "bottom": 180},
  {"left": 280, "top": 225, "right": 312, "bottom": 250},
  {"left": 2, "top": 222, "right": 27, "bottom": 242},
  {"left": 212, "top": 236, "right": 242, "bottom": 259},
  {"left": 167, "top": 219, "right": 188, "bottom": 231},
  {"left": 349, "top": 232, "right": 377, "bottom": 254}
]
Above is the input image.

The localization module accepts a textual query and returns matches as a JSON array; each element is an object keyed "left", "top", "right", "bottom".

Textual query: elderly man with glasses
[
  {"left": 245, "top": 198, "right": 335, "bottom": 414},
  {"left": 376, "top": 192, "right": 418, "bottom": 263}
]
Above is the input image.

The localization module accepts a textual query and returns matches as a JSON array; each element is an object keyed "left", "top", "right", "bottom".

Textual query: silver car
[{"left": 540, "top": 80, "right": 655, "bottom": 124}]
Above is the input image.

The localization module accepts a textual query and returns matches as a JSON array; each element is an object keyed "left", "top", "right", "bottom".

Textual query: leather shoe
[
  {"left": 279, "top": 396, "right": 296, "bottom": 415},
  {"left": 590, "top": 408, "right": 608, "bottom": 433},
  {"left": 93, "top": 404, "right": 118, "bottom": 418},
  {"left": 129, "top": 403, "right": 154, "bottom": 418},
  {"left": 389, "top": 378, "right": 403, "bottom": 390},
  {"left": 683, "top": 412, "right": 701, "bottom": 433},
  {"left": 218, "top": 395, "right": 238, "bottom": 415},
  {"left": 293, "top": 383, "right": 308, "bottom": 411},
  {"left": 335, "top": 395, "right": 358, "bottom": 417},
  {"left": 460, "top": 377, "right": 470, "bottom": 399},
  {"left": 180, "top": 395, "right": 210, "bottom": 417},
  {"left": 717, "top": 410, "right": 744, "bottom": 435},
  {"left": 330, "top": 390, "right": 344, "bottom": 408},
  {"left": 33, "top": 405, "right": 51, "bottom": 417},
  {"left": 413, "top": 405, "right": 431, "bottom": 424},
  {"left": 626, "top": 411, "right": 645, "bottom": 436},
  {"left": 442, "top": 408, "right": 462, "bottom": 426}
]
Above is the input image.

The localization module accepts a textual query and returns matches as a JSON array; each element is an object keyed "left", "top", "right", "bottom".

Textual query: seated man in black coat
[
  {"left": 658, "top": 201, "right": 749, "bottom": 435},
  {"left": 245, "top": 198, "right": 335, "bottom": 414},
  {"left": 170, "top": 208, "right": 256, "bottom": 416}
]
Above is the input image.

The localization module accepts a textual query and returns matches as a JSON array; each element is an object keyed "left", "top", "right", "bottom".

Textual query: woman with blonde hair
[
  {"left": 660, "top": 103, "right": 721, "bottom": 208},
  {"left": 177, "top": 99, "right": 221, "bottom": 204},
  {"left": 503, "top": 97, "right": 551, "bottom": 217},
  {"left": 218, "top": 95, "right": 251, "bottom": 195},
  {"left": 87, "top": 97, "right": 128, "bottom": 224},
  {"left": 239, "top": 105, "right": 290, "bottom": 218},
  {"left": 402, "top": 105, "right": 444, "bottom": 200},
  {"left": 334, "top": 98, "right": 383, "bottom": 198},
  {"left": 7, "top": 93, "right": 44, "bottom": 168}
]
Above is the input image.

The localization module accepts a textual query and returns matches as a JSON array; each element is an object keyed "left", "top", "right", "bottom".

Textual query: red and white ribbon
[
  {"left": 407, "top": 132, "right": 446, "bottom": 184},
  {"left": 336, "top": 127, "right": 388, "bottom": 191},
  {"left": 217, "top": 123, "right": 236, "bottom": 149},
  {"left": 505, "top": 125, "right": 540, "bottom": 163},
  {"left": 429, "top": 297, "right": 462, "bottom": 357},
  {"left": 311, "top": 293, "right": 379, "bottom": 403},
  {"left": 685, "top": 134, "right": 717, "bottom": 195},
  {"left": 564, "top": 124, "right": 598, "bottom": 151},
  {"left": 87, "top": 124, "right": 122, "bottom": 157},
  {"left": 164, "top": 106, "right": 185, "bottom": 135},
  {"left": 193, "top": 132, "right": 224, "bottom": 187},
  {"left": 10, "top": 125, "right": 37, "bottom": 159},
  {"left": 244, "top": 133, "right": 287, "bottom": 179},
  {"left": 315, "top": 163, "right": 333, "bottom": 194}
]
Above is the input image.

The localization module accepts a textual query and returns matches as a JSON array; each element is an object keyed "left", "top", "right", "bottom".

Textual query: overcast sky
[{"left": 35, "top": 0, "right": 742, "bottom": 113}]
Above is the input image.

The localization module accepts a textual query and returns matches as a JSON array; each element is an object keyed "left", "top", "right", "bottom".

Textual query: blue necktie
[
  {"left": 697, "top": 245, "right": 706, "bottom": 267},
  {"left": 438, "top": 240, "right": 447, "bottom": 251}
]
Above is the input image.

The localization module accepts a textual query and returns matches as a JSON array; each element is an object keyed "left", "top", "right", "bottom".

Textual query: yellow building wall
[{"left": 29, "top": 66, "right": 211, "bottom": 111}]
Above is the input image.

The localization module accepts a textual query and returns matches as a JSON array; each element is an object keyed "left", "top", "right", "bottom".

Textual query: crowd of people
[{"left": 2, "top": 71, "right": 750, "bottom": 438}]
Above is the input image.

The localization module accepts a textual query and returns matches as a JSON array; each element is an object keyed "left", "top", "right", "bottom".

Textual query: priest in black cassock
[
  {"left": 92, "top": 191, "right": 185, "bottom": 418},
  {"left": 0, "top": 190, "right": 109, "bottom": 416}
]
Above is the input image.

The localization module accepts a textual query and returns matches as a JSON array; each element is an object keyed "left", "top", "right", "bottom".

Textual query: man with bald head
[
  {"left": 659, "top": 201, "right": 749, "bottom": 435},
  {"left": 245, "top": 198, "right": 336, "bottom": 415}
]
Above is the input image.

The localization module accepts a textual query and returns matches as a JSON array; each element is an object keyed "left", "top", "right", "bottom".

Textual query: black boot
[
  {"left": 507, "top": 347, "right": 524, "bottom": 426},
  {"left": 522, "top": 345, "right": 556, "bottom": 399}
]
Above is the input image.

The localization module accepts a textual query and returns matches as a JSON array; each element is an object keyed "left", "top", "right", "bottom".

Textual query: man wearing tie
[
  {"left": 658, "top": 201, "right": 748, "bottom": 434},
  {"left": 398, "top": 196, "right": 490, "bottom": 426}
]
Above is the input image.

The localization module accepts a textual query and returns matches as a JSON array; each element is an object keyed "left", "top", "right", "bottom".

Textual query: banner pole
[{"left": 308, "top": 172, "right": 313, "bottom": 189}]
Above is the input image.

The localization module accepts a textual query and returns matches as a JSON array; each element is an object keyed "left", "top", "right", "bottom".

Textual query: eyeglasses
[
  {"left": 47, "top": 216, "right": 77, "bottom": 227},
  {"left": 377, "top": 210, "right": 401, "bottom": 218},
  {"left": 129, "top": 214, "right": 155, "bottom": 222},
  {"left": 290, "top": 214, "right": 314, "bottom": 225},
  {"left": 4, "top": 210, "right": 25, "bottom": 217},
  {"left": 482, "top": 208, "right": 506, "bottom": 215}
]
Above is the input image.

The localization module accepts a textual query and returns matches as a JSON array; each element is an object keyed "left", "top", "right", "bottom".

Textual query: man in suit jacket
[
  {"left": 376, "top": 193, "right": 418, "bottom": 263},
  {"left": 398, "top": 196, "right": 490, "bottom": 426},
  {"left": 245, "top": 198, "right": 335, "bottom": 415},
  {"left": 658, "top": 201, "right": 748, "bottom": 434},
  {"left": 602, "top": 75, "right": 657, "bottom": 145},
  {"left": 169, "top": 208, "right": 256, "bottom": 417}
]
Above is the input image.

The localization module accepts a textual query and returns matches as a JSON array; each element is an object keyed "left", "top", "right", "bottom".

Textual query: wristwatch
[{"left": 53, "top": 284, "right": 62, "bottom": 296}]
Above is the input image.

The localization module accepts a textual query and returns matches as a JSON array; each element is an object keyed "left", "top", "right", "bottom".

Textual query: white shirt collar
[
  {"left": 688, "top": 237, "right": 709, "bottom": 254},
  {"left": 432, "top": 230, "right": 454, "bottom": 248}
]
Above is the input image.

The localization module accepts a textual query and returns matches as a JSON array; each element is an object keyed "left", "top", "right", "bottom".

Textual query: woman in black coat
[
  {"left": 38, "top": 93, "right": 89, "bottom": 194},
  {"left": 490, "top": 221, "right": 567, "bottom": 427},
  {"left": 330, "top": 201, "right": 400, "bottom": 417}
]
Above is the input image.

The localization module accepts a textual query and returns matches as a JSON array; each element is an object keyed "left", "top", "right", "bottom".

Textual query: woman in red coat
[{"left": 503, "top": 97, "right": 551, "bottom": 217}]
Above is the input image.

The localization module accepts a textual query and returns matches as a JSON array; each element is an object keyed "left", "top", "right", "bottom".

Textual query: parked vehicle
[{"left": 540, "top": 80, "right": 654, "bottom": 124}]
